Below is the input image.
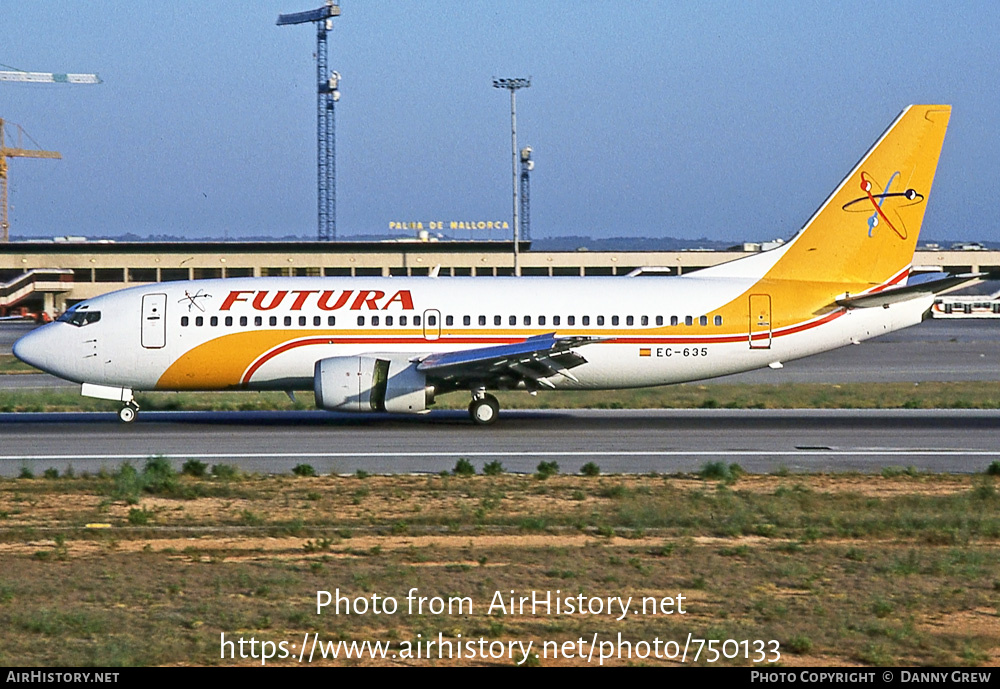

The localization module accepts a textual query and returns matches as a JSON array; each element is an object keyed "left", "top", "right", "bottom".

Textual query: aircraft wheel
[
  {"left": 468, "top": 394, "right": 500, "bottom": 426},
  {"left": 118, "top": 405, "right": 137, "bottom": 424}
]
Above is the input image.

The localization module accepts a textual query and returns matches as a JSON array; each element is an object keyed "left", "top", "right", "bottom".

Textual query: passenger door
[{"left": 141, "top": 293, "right": 167, "bottom": 349}]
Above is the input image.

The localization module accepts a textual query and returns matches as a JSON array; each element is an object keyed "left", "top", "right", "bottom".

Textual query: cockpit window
[{"left": 57, "top": 308, "right": 101, "bottom": 327}]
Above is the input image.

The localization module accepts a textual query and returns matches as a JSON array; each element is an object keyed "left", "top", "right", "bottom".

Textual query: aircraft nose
[{"left": 12, "top": 326, "right": 53, "bottom": 372}]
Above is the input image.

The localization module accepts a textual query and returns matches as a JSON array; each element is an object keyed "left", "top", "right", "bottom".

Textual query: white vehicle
[{"left": 14, "top": 105, "right": 964, "bottom": 425}]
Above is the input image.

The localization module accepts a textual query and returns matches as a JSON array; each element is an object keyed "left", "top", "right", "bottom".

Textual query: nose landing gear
[{"left": 118, "top": 401, "right": 139, "bottom": 424}]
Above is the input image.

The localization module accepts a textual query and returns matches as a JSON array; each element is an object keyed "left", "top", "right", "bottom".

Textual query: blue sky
[{"left": 3, "top": 1, "right": 999, "bottom": 242}]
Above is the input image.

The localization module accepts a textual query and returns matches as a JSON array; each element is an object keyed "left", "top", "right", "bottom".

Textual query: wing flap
[{"left": 416, "top": 332, "right": 600, "bottom": 386}]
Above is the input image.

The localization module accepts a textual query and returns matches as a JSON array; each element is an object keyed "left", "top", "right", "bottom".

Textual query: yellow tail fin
[{"left": 768, "top": 105, "right": 950, "bottom": 288}]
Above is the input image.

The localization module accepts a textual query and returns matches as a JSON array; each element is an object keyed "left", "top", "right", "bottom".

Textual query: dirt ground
[{"left": 1, "top": 471, "right": 997, "bottom": 667}]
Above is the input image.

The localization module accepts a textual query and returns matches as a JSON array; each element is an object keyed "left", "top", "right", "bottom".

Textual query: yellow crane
[
  {"left": 0, "top": 118, "right": 61, "bottom": 242},
  {"left": 0, "top": 65, "right": 100, "bottom": 241}
]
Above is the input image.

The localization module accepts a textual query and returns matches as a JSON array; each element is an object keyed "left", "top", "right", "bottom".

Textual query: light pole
[
  {"left": 492, "top": 77, "right": 530, "bottom": 276},
  {"left": 520, "top": 146, "right": 533, "bottom": 242}
]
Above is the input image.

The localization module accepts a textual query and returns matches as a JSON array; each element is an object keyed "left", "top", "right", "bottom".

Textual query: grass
[
  {"left": 6, "top": 381, "right": 1000, "bottom": 413},
  {"left": 0, "top": 469, "right": 998, "bottom": 666},
  {"left": 0, "top": 354, "right": 38, "bottom": 374}
]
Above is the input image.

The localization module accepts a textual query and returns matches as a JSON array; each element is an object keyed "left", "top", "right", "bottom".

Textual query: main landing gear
[
  {"left": 118, "top": 401, "right": 139, "bottom": 424},
  {"left": 468, "top": 390, "right": 500, "bottom": 426}
]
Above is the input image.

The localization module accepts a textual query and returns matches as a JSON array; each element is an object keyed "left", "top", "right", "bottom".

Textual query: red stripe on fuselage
[
  {"left": 237, "top": 308, "right": 850, "bottom": 385},
  {"left": 240, "top": 336, "right": 523, "bottom": 385}
]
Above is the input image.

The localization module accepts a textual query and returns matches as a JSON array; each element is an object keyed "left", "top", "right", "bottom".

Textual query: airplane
[{"left": 13, "top": 104, "right": 965, "bottom": 425}]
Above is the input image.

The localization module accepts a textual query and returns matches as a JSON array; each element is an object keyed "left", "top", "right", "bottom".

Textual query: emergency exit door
[
  {"left": 423, "top": 309, "right": 441, "bottom": 341},
  {"left": 141, "top": 294, "right": 167, "bottom": 349}
]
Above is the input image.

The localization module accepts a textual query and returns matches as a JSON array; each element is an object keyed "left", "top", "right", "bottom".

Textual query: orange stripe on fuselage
[
  {"left": 155, "top": 307, "right": 853, "bottom": 390},
  {"left": 156, "top": 265, "right": 915, "bottom": 390},
  {"left": 238, "top": 334, "right": 522, "bottom": 386}
]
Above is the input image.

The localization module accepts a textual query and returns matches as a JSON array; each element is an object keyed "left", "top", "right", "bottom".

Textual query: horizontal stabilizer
[{"left": 836, "top": 273, "right": 984, "bottom": 309}]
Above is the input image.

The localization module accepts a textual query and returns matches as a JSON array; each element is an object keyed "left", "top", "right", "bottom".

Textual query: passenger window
[
  {"left": 414, "top": 315, "right": 421, "bottom": 326},
  {"left": 463, "top": 315, "right": 471, "bottom": 326},
  {"left": 655, "top": 316, "right": 662, "bottom": 326},
  {"left": 714, "top": 315, "right": 723, "bottom": 326},
  {"left": 553, "top": 315, "right": 560, "bottom": 326},
  {"left": 399, "top": 315, "right": 407, "bottom": 326},
  {"left": 181, "top": 316, "right": 189, "bottom": 327},
  {"left": 225, "top": 316, "right": 233, "bottom": 327},
  {"left": 641, "top": 316, "right": 648, "bottom": 326},
  {"left": 494, "top": 316, "right": 502, "bottom": 326},
  {"left": 524, "top": 315, "right": 531, "bottom": 326},
  {"left": 670, "top": 316, "right": 679, "bottom": 326},
  {"left": 357, "top": 316, "right": 365, "bottom": 326},
  {"left": 479, "top": 315, "right": 486, "bottom": 326},
  {"left": 582, "top": 316, "right": 590, "bottom": 326},
  {"left": 612, "top": 316, "right": 620, "bottom": 326},
  {"left": 327, "top": 316, "right": 336, "bottom": 326},
  {"left": 445, "top": 315, "right": 453, "bottom": 326},
  {"left": 685, "top": 316, "right": 693, "bottom": 326},
  {"left": 313, "top": 316, "right": 321, "bottom": 326},
  {"left": 299, "top": 316, "right": 307, "bottom": 326},
  {"left": 509, "top": 315, "right": 516, "bottom": 326},
  {"left": 428, "top": 315, "right": 436, "bottom": 326},
  {"left": 255, "top": 316, "right": 263, "bottom": 327},
  {"left": 626, "top": 316, "right": 634, "bottom": 326},
  {"left": 596, "top": 316, "right": 604, "bottom": 326},
  {"left": 386, "top": 315, "right": 393, "bottom": 326},
  {"left": 284, "top": 316, "right": 292, "bottom": 326},
  {"left": 269, "top": 316, "right": 277, "bottom": 326},
  {"left": 210, "top": 316, "right": 218, "bottom": 326},
  {"left": 240, "top": 316, "right": 247, "bottom": 327},
  {"left": 567, "top": 316, "right": 575, "bottom": 326},
  {"left": 196, "top": 316, "right": 204, "bottom": 326},
  {"left": 699, "top": 316, "right": 708, "bottom": 326},
  {"left": 539, "top": 315, "right": 546, "bottom": 326},
  {"left": 372, "top": 315, "right": 380, "bottom": 326}
]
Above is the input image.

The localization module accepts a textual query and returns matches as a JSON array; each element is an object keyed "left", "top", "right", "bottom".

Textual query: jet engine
[{"left": 314, "top": 356, "right": 435, "bottom": 413}]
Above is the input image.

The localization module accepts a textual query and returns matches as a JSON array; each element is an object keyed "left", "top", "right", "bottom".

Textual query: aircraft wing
[
  {"left": 416, "top": 332, "right": 600, "bottom": 389},
  {"left": 836, "top": 273, "right": 985, "bottom": 309}
]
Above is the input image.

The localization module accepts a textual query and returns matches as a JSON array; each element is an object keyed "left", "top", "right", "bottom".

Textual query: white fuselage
[{"left": 13, "top": 274, "right": 932, "bottom": 394}]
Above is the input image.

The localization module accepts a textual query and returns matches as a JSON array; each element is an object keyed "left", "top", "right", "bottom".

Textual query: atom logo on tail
[
  {"left": 179, "top": 289, "right": 213, "bottom": 312},
  {"left": 842, "top": 171, "right": 924, "bottom": 240}
]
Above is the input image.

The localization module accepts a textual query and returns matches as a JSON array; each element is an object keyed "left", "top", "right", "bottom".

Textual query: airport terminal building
[{"left": 1, "top": 239, "right": 998, "bottom": 317}]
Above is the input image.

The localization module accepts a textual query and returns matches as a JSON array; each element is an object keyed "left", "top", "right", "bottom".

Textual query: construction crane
[
  {"left": 0, "top": 65, "right": 100, "bottom": 241},
  {"left": 0, "top": 71, "right": 101, "bottom": 84},
  {"left": 0, "top": 119, "right": 61, "bottom": 242},
  {"left": 277, "top": 1, "right": 341, "bottom": 241}
]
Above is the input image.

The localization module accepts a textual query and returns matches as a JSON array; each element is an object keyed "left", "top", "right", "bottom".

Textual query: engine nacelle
[{"left": 314, "top": 356, "right": 434, "bottom": 414}]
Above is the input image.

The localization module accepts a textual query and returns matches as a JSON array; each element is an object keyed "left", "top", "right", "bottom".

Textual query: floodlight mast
[
  {"left": 277, "top": 1, "right": 341, "bottom": 241},
  {"left": 520, "top": 146, "right": 533, "bottom": 242},
  {"left": 493, "top": 77, "right": 530, "bottom": 276}
]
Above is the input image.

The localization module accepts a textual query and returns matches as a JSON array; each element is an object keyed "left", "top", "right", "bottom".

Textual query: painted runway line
[{"left": 4, "top": 449, "right": 1000, "bottom": 462}]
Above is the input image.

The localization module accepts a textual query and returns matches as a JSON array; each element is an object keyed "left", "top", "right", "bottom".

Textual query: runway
[
  {"left": 2, "top": 408, "right": 999, "bottom": 476},
  {"left": 3, "top": 320, "right": 1000, "bottom": 476}
]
